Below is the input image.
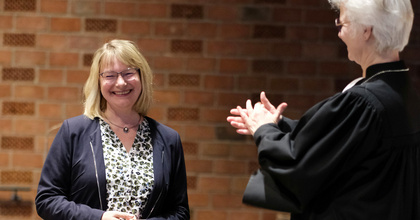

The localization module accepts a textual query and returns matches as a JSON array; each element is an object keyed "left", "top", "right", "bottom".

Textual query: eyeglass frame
[
  {"left": 99, "top": 67, "right": 140, "bottom": 81},
  {"left": 335, "top": 18, "right": 348, "bottom": 32}
]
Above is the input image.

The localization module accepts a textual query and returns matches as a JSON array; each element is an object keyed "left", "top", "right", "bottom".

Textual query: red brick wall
[{"left": 0, "top": 0, "right": 418, "bottom": 219}]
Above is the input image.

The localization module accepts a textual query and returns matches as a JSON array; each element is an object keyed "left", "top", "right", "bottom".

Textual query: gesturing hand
[
  {"left": 102, "top": 211, "right": 137, "bottom": 220},
  {"left": 227, "top": 91, "right": 287, "bottom": 135}
]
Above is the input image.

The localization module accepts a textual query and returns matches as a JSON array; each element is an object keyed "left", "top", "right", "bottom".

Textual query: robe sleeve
[{"left": 243, "top": 91, "right": 384, "bottom": 212}]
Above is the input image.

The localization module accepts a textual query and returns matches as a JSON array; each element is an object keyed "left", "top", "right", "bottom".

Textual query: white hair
[{"left": 329, "top": 0, "right": 414, "bottom": 53}]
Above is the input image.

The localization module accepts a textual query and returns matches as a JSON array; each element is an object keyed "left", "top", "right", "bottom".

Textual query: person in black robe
[{"left": 227, "top": 0, "right": 420, "bottom": 219}]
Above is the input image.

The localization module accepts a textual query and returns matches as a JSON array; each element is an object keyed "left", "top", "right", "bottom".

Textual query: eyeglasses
[
  {"left": 99, "top": 68, "right": 139, "bottom": 82},
  {"left": 335, "top": 18, "right": 347, "bottom": 32}
]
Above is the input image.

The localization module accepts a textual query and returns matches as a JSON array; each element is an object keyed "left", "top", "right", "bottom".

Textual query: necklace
[
  {"left": 363, "top": 68, "right": 409, "bottom": 84},
  {"left": 107, "top": 117, "right": 141, "bottom": 133}
]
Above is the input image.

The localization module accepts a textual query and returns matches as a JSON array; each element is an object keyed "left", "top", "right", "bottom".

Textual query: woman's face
[
  {"left": 99, "top": 57, "right": 142, "bottom": 113},
  {"left": 337, "top": 7, "right": 366, "bottom": 64}
]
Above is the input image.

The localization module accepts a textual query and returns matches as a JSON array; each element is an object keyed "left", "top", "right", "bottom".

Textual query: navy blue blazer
[{"left": 36, "top": 115, "right": 189, "bottom": 220}]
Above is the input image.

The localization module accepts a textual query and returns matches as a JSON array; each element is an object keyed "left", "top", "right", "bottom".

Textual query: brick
[
  {"left": 153, "top": 57, "right": 184, "bottom": 71},
  {"left": 287, "top": 26, "right": 319, "bottom": 42},
  {"left": 212, "top": 194, "right": 243, "bottom": 208},
  {"left": 67, "top": 70, "right": 89, "bottom": 84},
  {"left": 0, "top": 171, "right": 32, "bottom": 184},
  {"left": 0, "top": 15, "right": 13, "bottom": 29},
  {"left": 3, "top": 33, "right": 35, "bottom": 47},
  {"left": 15, "top": 51, "right": 46, "bottom": 66},
  {"left": 0, "top": 50, "right": 12, "bottom": 65},
  {"left": 268, "top": 77, "right": 300, "bottom": 93},
  {"left": 219, "top": 59, "right": 248, "bottom": 74},
  {"left": 242, "top": 6, "right": 270, "bottom": 22},
  {"left": 155, "top": 22, "right": 184, "bottom": 36},
  {"left": 105, "top": 2, "right": 137, "bottom": 17},
  {"left": 187, "top": 193, "right": 209, "bottom": 207},
  {"left": 39, "top": 69, "right": 64, "bottom": 83},
  {"left": 204, "top": 75, "right": 234, "bottom": 90},
  {"left": 182, "top": 142, "right": 198, "bottom": 156},
  {"left": 137, "top": 39, "right": 168, "bottom": 54},
  {"left": 301, "top": 78, "right": 334, "bottom": 94},
  {"left": 3, "top": 102, "right": 35, "bottom": 115},
  {"left": 0, "top": 84, "right": 12, "bottom": 97},
  {"left": 187, "top": 175, "right": 197, "bottom": 189},
  {"left": 230, "top": 144, "right": 257, "bottom": 159},
  {"left": 50, "top": 52, "right": 79, "bottom": 67},
  {"left": 168, "top": 108, "right": 199, "bottom": 121},
  {"left": 4, "top": 0, "right": 36, "bottom": 11},
  {"left": 270, "top": 42, "right": 302, "bottom": 58},
  {"left": 65, "top": 103, "right": 84, "bottom": 118},
  {"left": 184, "top": 91, "right": 214, "bottom": 106},
  {"left": 207, "top": 41, "right": 238, "bottom": 56},
  {"left": 217, "top": 93, "right": 249, "bottom": 107},
  {"left": 47, "top": 87, "right": 81, "bottom": 101},
  {"left": 319, "top": 61, "right": 352, "bottom": 77},
  {"left": 121, "top": 20, "right": 151, "bottom": 35},
  {"left": 238, "top": 76, "right": 266, "bottom": 90},
  {"left": 71, "top": 1, "right": 100, "bottom": 15},
  {"left": 185, "top": 159, "right": 212, "bottom": 173},
  {"left": 219, "top": 24, "right": 252, "bottom": 39},
  {"left": 16, "top": 16, "right": 48, "bottom": 31},
  {"left": 2, "top": 68, "right": 34, "bottom": 81},
  {"left": 1, "top": 136, "right": 34, "bottom": 151},
  {"left": 256, "top": 0, "right": 286, "bottom": 3},
  {"left": 86, "top": 18, "right": 117, "bottom": 32},
  {"left": 51, "top": 18, "right": 81, "bottom": 32},
  {"left": 138, "top": 3, "right": 167, "bottom": 18},
  {"left": 39, "top": 103, "right": 62, "bottom": 118},
  {"left": 216, "top": 126, "right": 246, "bottom": 141},
  {"left": 153, "top": 90, "right": 181, "bottom": 105},
  {"left": 195, "top": 210, "right": 228, "bottom": 220},
  {"left": 237, "top": 42, "right": 270, "bottom": 57},
  {"left": 208, "top": 6, "right": 239, "bottom": 21},
  {"left": 228, "top": 211, "right": 260, "bottom": 220},
  {"left": 302, "top": 43, "right": 340, "bottom": 59},
  {"left": 201, "top": 143, "right": 230, "bottom": 157},
  {"left": 15, "top": 119, "right": 48, "bottom": 134},
  {"left": 41, "top": 0, "right": 68, "bottom": 13},
  {"left": 171, "top": 4, "right": 203, "bottom": 19},
  {"left": 169, "top": 74, "right": 200, "bottom": 87},
  {"left": 231, "top": 177, "right": 249, "bottom": 193},
  {"left": 198, "top": 177, "right": 230, "bottom": 192},
  {"left": 252, "top": 59, "right": 284, "bottom": 75},
  {"left": 12, "top": 152, "right": 43, "bottom": 168},
  {"left": 213, "top": 160, "right": 247, "bottom": 174},
  {"left": 185, "top": 23, "right": 217, "bottom": 38},
  {"left": 305, "top": 9, "right": 336, "bottom": 25},
  {"left": 147, "top": 106, "right": 165, "bottom": 122},
  {"left": 14, "top": 85, "right": 45, "bottom": 99},
  {"left": 286, "top": 61, "right": 317, "bottom": 76},
  {"left": 253, "top": 25, "right": 286, "bottom": 39},
  {"left": 200, "top": 108, "right": 231, "bottom": 123},
  {"left": 69, "top": 36, "right": 101, "bottom": 50},
  {"left": 152, "top": 73, "right": 164, "bottom": 87},
  {"left": 0, "top": 153, "right": 9, "bottom": 167},
  {"left": 273, "top": 8, "right": 303, "bottom": 23},
  {"left": 184, "top": 125, "right": 215, "bottom": 140},
  {"left": 38, "top": 34, "right": 68, "bottom": 50},
  {"left": 171, "top": 40, "right": 203, "bottom": 53}
]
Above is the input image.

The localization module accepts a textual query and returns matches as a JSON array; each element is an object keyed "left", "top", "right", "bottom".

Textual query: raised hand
[{"left": 227, "top": 91, "right": 287, "bottom": 135}]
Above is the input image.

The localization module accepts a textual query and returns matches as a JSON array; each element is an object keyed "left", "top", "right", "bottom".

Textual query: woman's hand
[
  {"left": 102, "top": 211, "right": 137, "bottom": 220},
  {"left": 227, "top": 91, "right": 287, "bottom": 135}
]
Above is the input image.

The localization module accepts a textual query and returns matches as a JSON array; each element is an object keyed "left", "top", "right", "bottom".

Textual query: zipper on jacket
[
  {"left": 145, "top": 150, "right": 165, "bottom": 219},
  {"left": 90, "top": 141, "right": 104, "bottom": 210}
]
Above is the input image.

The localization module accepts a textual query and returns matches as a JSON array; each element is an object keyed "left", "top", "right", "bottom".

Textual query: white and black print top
[{"left": 100, "top": 118, "right": 154, "bottom": 218}]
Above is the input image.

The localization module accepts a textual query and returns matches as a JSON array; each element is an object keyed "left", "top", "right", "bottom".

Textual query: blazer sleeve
[
  {"left": 35, "top": 120, "right": 104, "bottom": 220},
  {"left": 243, "top": 91, "right": 384, "bottom": 212}
]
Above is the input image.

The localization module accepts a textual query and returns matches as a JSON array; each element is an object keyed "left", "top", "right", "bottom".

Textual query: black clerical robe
[{"left": 243, "top": 61, "right": 420, "bottom": 220}]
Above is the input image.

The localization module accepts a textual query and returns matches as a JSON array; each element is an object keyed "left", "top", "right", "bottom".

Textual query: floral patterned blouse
[{"left": 100, "top": 118, "right": 154, "bottom": 218}]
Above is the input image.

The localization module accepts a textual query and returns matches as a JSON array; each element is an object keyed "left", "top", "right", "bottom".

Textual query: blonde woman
[{"left": 36, "top": 40, "right": 189, "bottom": 220}]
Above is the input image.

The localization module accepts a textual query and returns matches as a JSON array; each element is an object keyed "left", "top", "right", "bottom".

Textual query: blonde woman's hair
[
  {"left": 329, "top": 0, "right": 414, "bottom": 53},
  {"left": 83, "top": 39, "right": 153, "bottom": 119}
]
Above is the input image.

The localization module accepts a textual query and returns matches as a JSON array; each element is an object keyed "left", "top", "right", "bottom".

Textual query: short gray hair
[{"left": 329, "top": 0, "right": 414, "bottom": 53}]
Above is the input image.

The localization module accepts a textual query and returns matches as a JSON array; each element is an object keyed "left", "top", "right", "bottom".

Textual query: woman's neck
[{"left": 361, "top": 50, "right": 400, "bottom": 77}]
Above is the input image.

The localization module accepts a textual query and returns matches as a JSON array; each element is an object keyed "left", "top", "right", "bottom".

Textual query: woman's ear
[{"left": 364, "top": 26, "right": 373, "bottom": 41}]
